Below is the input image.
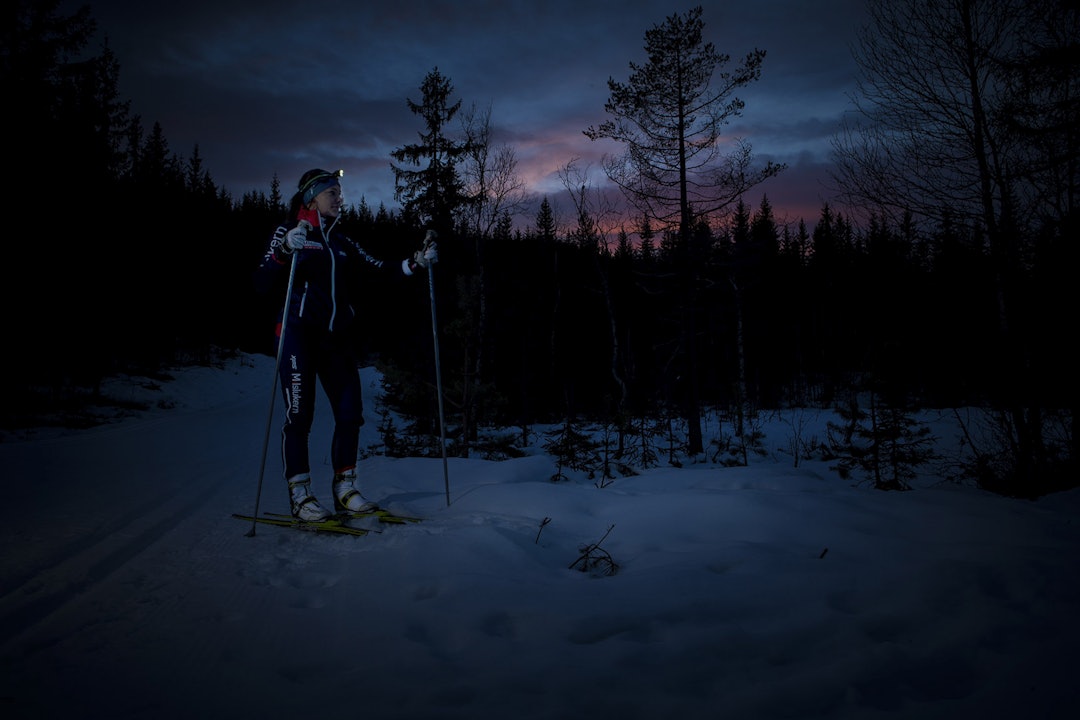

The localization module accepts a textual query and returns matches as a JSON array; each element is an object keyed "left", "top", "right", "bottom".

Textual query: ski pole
[
  {"left": 424, "top": 229, "right": 451, "bottom": 506},
  {"left": 247, "top": 249, "right": 299, "bottom": 536}
]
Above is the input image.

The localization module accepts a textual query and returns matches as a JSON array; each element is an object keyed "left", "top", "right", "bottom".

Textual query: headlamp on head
[{"left": 299, "top": 168, "right": 344, "bottom": 204}]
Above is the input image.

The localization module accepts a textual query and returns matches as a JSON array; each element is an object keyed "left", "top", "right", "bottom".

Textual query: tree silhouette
[
  {"left": 830, "top": 0, "right": 1078, "bottom": 495},
  {"left": 390, "top": 66, "right": 471, "bottom": 237},
  {"left": 585, "top": 5, "right": 784, "bottom": 455}
]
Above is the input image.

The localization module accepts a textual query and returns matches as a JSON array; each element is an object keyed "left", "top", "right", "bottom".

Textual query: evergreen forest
[{"left": 4, "top": 0, "right": 1075, "bottom": 499}]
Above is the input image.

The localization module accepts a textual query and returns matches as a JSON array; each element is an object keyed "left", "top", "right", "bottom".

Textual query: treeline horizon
[{"left": 4, "top": 0, "right": 1074, "bottom": 499}]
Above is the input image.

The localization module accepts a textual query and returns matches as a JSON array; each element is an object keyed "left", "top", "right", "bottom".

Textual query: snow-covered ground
[{"left": 1, "top": 352, "right": 1077, "bottom": 719}]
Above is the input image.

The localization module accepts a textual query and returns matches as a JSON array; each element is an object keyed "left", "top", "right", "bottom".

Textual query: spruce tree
[{"left": 390, "top": 67, "right": 471, "bottom": 236}]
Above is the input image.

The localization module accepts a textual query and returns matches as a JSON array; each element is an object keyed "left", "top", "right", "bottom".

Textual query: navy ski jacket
[{"left": 254, "top": 214, "right": 415, "bottom": 338}]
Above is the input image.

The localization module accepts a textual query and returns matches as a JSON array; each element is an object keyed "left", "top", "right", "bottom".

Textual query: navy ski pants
[{"left": 277, "top": 323, "right": 363, "bottom": 482}]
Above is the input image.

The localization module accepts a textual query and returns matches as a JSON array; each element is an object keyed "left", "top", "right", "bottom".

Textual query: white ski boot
[
  {"left": 288, "top": 474, "right": 333, "bottom": 521},
  {"left": 333, "top": 470, "right": 378, "bottom": 513}
]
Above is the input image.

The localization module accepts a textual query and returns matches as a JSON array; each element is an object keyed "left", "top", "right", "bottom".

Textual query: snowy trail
[
  {"left": 0, "top": 388, "right": 266, "bottom": 652},
  {"left": 1, "top": 354, "right": 1078, "bottom": 719}
]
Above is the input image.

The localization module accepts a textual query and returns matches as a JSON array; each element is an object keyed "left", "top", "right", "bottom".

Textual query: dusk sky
[{"left": 68, "top": 0, "right": 870, "bottom": 231}]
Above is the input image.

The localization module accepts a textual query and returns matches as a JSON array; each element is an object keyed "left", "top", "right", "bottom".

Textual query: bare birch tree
[{"left": 830, "top": 0, "right": 1079, "bottom": 495}]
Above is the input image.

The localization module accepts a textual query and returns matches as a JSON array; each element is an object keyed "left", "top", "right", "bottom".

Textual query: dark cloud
[{"left": 67, "top": 0, "right": 868, "bottom": 226}]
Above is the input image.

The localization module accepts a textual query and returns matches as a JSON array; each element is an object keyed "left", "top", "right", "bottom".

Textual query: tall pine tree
[{"left": 390, "top": 67, "right": 471, "bottom": 237}]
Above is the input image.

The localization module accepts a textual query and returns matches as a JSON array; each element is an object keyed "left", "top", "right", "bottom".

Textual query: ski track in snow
[{"left": 1, "top": 354, "right": 1078, "bottom": 719}]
